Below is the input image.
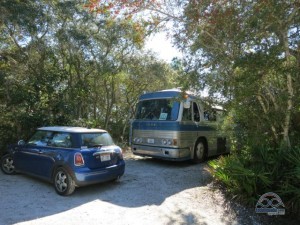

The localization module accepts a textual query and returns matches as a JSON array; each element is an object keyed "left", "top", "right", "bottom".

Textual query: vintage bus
[{"left": 130, "top": 89, "right": 229, "bottom": 162}]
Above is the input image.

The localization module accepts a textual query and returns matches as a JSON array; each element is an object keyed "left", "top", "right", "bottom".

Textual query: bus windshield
[{"left": 135, "top": 99, "right": 180, "bottom": 121}]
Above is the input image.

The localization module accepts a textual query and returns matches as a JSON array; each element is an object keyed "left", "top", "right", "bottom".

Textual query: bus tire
[{"left": 192, "top": 140, "right": 206, "bottom": 163}]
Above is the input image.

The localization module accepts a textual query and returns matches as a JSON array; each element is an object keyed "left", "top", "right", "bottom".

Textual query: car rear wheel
[
  {"left": 192, "top": 140, "right": 206, "bottom": 163},
  {"left": 111, "top": 175, "right": 122, "bottom": 183},
  {"left": 53, "top": 167, "right": 76, "bottom": 196},
  {"left": 1, "top": 154, "right": 16, "bottom": 175}
]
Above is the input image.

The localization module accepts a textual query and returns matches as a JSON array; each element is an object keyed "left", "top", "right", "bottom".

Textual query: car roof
[{"left": 37, "top": 126, "right": 107, "bottom": 133}]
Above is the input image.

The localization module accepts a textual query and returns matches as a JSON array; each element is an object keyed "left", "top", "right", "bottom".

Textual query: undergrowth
[{"left": 208, "top": 146, "right": 300, "bottom": 216}]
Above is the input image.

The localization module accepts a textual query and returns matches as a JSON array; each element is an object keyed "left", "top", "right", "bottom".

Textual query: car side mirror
[{"left": 18, "top": 140, "right": 26, "bottom": 145}]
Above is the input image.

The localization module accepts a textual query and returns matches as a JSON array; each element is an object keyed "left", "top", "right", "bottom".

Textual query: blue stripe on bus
[{"left": 132, "top": 121, "right": 215, "bottom": 131}]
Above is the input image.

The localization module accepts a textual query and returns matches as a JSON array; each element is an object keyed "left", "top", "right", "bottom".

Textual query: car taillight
[{"left": 74, "top": 153, "right": 84, "bottom": 166}]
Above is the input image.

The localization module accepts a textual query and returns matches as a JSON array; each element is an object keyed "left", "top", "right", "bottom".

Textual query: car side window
[
  {"left": 48, "top": 132, "right": 72, "bottom": 148},
  {"left": 28, "top": 131, "right": 53, "bottom": 146}
]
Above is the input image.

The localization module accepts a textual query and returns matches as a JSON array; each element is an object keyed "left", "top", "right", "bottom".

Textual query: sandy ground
[{"left": 0, "top": 152, "right": 284, "bottom": 225}]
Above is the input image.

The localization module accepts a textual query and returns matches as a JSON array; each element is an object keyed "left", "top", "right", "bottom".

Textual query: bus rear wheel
[{"left": 193, "top": 140, "right": 206, "bottom": 163}]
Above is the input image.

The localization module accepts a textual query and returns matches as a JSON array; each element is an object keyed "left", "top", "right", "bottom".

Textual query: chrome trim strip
[{"left": 93, "top": 150, "right": 115, "bottom": 156}]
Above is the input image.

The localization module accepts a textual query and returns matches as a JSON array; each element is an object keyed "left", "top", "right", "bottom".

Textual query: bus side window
[
  {"left": 182, "top": 107, "right": 192, "bottom": 121},
  {"left": 193, "top": 102, "right": 200, "bottom": 122},
  {"left": 204, "top": 111, "right": 209, "bottom": 120},
  {"left": 204, "top": 110, "right": 217, "bottom": 121}
]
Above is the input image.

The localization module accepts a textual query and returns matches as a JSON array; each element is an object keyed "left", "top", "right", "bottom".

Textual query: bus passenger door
[
  {"left": 198, "top": 102, "right": 219, "bottom": 155},
  {"left": 192, "top": 102, "right": 201, "bottom": 123},
  {"left": 203, "top": 106, "right": 227, "bottom": 154}
]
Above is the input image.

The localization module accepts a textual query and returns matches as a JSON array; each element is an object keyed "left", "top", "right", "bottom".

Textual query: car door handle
[
  {"left": 38, "top": 150, "right": 44, "bottom": 154},
  {"left": 32, "top": 149, "right": 43, "bottom": 154}
]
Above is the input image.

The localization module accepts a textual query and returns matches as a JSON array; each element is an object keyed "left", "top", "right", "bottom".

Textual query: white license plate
[
  {"left": 100, "top": 154, "right": 111, "bottom": 161},
  {"left": 147, "top": 138, "right": 154, "bottom": 144}
]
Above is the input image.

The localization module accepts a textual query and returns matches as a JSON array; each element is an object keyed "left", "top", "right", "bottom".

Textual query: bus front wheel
[{"left": 193, "top": 140, "right": 206, "bottom": 163}]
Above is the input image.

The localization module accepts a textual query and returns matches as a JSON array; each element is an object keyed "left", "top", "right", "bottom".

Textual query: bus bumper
[{"left": 131, "top": 144, "right": 191, "bottom": 161}]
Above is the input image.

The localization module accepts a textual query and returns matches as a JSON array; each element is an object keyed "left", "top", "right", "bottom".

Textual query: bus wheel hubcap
[{"left": 196, "top": 143, "right": 204, "bottom": 159}]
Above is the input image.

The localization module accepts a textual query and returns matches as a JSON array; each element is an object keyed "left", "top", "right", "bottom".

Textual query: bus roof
[{"left": 139, "top": 89, "right": 197, "bottom": 100}]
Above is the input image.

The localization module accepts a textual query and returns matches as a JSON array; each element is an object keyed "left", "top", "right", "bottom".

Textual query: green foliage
[
  {"left": 173, "top": 3, "right": 300, "bottom": 215},
  {"left": 175, "top": 0, "right": 300, "bottom": 148},
  {"left": 208, "top": 146, "right": 300, "bottom": 214},
  {"left": 0, "top": 0, "right": 179, "bottom": 155}
]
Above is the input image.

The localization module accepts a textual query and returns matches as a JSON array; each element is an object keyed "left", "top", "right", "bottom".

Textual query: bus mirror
[{"left": 183, "top": 100, "right": 191, "bottom": 109}]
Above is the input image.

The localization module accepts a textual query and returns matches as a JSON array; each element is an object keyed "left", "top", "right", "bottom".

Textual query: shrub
[{"left": 208, "top": 146, "right": 300, "bottom": 215}]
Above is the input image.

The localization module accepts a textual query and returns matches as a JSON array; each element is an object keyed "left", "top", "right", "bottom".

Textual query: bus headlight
[
  {"left": 134, "top": 138, "right": 143, "bottom": 143},
  {"left": 138, "top": 138, "right": 143, "bottom": 143},
  {"left": 162, "top": 139, "right": 174, "bottom": 145}
]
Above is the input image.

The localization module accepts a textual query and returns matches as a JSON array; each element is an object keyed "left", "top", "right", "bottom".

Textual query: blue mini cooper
[{"left": 1, "top": 126, "right": 125, "bottom": 195}]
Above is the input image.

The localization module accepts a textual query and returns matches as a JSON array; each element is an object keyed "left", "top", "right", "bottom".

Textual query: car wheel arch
[{"left": 51, "top": 163, "right": 75, "bottom": 181}]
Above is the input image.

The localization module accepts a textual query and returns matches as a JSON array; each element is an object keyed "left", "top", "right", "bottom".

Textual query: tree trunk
[{"left": 281, "top": 30, "right": 294, "bottom": 149}]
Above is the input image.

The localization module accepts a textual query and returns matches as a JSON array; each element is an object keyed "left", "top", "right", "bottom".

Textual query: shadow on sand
[{"left": 0, "top": 154, "right": 212, "bottom": 224}]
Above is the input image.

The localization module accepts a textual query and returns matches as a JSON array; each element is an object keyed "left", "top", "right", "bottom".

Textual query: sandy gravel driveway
[{"left": 0, "top": 152, "right": 264, "bottom": 225}]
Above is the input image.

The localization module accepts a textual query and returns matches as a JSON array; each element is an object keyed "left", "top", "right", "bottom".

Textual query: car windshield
[
  {"left": 81, "top": 132, "right": 114, "bottom": 147},
  {"left": 135, "top": 99, "right": 180, "bottom": 121}
]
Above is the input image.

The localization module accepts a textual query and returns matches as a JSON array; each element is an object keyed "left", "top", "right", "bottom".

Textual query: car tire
[
  {"left": 1, "top": 154, "right": 16, "bottom": 175},
  {"left": 192, "top": 140, "right": 206, "bottom": 163},
  {"left": 111, "top": 175, "right": 122, "bottom": 183},
  {"left": 53, "top": 167, "right": 76, "bottom": 196}
]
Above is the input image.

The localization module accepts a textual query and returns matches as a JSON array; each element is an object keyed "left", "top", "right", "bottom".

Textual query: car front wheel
[
  {"left": 1, "top": 154, "right": 16, "bottom": 175},
  {"left": 53, "top": 167, "right": 76, "bottom": 196}
]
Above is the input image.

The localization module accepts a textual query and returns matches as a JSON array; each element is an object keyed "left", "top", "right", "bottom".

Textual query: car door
[
  {"left": 13, "top": 130, "right": 56, "bottom": 179},
  {"left": 41, "top": 132, "right": 73, "bottom": 177}
]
